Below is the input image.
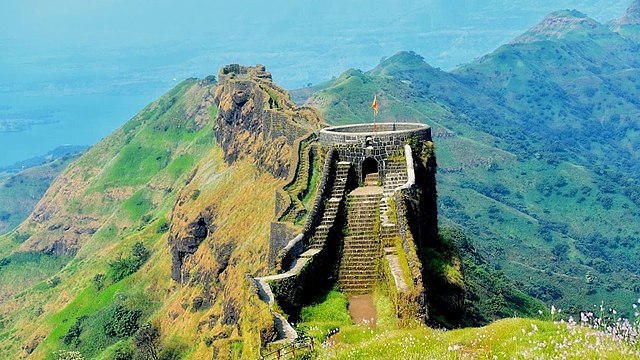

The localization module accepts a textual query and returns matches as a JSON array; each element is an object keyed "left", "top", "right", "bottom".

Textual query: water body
[{"left": 0, "top": 0, "right": 630, "bottom": 167}]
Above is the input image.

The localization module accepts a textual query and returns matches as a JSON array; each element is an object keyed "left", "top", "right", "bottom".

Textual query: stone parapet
[{"left": 319, "top": 123, "right": 430, "bottom": 181}]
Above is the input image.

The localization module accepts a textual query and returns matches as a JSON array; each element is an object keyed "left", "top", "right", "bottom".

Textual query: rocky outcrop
[
  {"left": 168, "top": 206, "right": 216, "bottom": 282},
  {"left": 212, "top": 64, "right": 322, "bottom": 179},
  {"left": 615, "top": 0, "right": 640, "bottom": 26}
]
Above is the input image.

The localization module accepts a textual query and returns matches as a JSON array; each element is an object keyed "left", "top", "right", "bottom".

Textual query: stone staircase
[
  {"left": 364, "top": 172, "right": 379, "bottom": 186},
  {"left": 380, "top": 156, "right": 409, "bottom": 247},
  {"left": 338, "top": 186, "right": 383, "bottom": 295},
  {"left": 309, "top": 161, "right": 351, "bottom": 250}
]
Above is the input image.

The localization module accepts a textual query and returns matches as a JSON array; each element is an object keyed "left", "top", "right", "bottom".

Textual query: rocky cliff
[
  {"left": 611, "top": 0, "right": 640, "bottom": 41},
  {"left": 212, "top": 64, "right": 322, "bottom": 179},
  {"left": 168, "top": 64, "right": 323, "bottom": 285}
]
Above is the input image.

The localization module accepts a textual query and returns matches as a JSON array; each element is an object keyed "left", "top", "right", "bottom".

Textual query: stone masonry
[{"left": 257, "top": 122, "right": 433, "bottom": 346}]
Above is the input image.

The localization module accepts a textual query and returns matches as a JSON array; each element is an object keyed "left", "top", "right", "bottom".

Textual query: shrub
[
  {"left": 62, "top": 316, "right": 87, "bottom": 346},
  {"left": 92, "top": 273, "right": 105, "bottom": 291},
  {"left": 112, "top": 346, "right": 133, "bottom": 360},
  {"left": 133, "top": 323, "right": 160, "bottom": 360},
  {"left": 108, "top": 242, "right": 150, "bottom": 282},
  {"left": 103, "top": 304, "right": 142, "bottom": 338}
]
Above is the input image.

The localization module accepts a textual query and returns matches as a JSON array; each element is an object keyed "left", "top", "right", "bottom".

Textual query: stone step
[
  {"left": 341, "top": 253, "right": 379, "bottom": 260},
  {"left": 341, "top": 259, "right": 378, "bottom": 265},
  {"left": 340, "top": 270, "right": 377, "bottom": 276},
  {"left": 344, "top": 243, "right": 380, "bottom": 249},
  {"left": 344, "top": 235, "right": 378, "bottom": 241},
  {"left": 343, "top": 249, "right": 380, "bottom": 255},
  {"left": 339, "top": 282, "right": 375, "bottom": 289},
  {"left": 339, "top": 286, "right": 374, "bottom": 292},
  {"left": 344, "top": 238, "right": 377, "bottom": 243},
  {"left": 339, "top": 273, "right": 376, "bottom": 278},
  {"left": 340, "top": 289, "right": 373, "bottom": 295},
  {"left": 342, "top": 254, "right": 379, "bottom": 260},
  {"left": 341, "top": 260, "right": 380, "bottom": 267},
  {"left": 339, "top": 278, "right": 376, "bottom": 285},
  {"left": 345, "top": 228, "right": 375, "bottom": 233},
  {"left": 339, "top": 279, "right": 376, "bottom": 286},
  {"left": 346, "top": 224, "right": 375, "bottom": 229}
]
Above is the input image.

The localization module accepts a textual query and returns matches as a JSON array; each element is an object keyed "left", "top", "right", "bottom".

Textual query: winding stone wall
[{"left": 268, "top": 149, "right": 338, "bottom": 272}]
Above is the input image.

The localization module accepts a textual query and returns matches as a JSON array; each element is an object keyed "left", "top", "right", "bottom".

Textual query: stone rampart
[
  {"left": 271, "top": 149, "right": 338, "bottom": 272},
  {"left": 319, "top": 123, "right": 430, "bottom": 180}
]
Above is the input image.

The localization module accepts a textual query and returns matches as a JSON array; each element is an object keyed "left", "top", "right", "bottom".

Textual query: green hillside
[
  {"left": 1, "top": 4, "right": 640, "bottom": 359},
  {"left": 0, "top": 155, "right": 80, "bottom": 235},
  {"left": 299, "top": 5, "right": 640, "bottom": 318},
  {"left": 0, "top": 76, "right": 243, "bottom": 359}
]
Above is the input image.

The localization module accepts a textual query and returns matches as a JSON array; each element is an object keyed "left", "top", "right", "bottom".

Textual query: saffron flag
[{"left": 372, "top": 94, "right": 379, "bottom": 115}]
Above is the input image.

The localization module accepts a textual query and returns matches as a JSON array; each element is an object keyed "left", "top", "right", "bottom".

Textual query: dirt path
[{"left": 348, "top": 294, "right": 377, "bottom": 327}]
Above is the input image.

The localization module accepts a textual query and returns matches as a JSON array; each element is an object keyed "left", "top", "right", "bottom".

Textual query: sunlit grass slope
[{"left": 298, "top": 290, "right": 639, "bottom": 359}]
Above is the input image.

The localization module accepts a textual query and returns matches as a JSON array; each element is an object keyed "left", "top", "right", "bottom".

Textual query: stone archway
[{"left": 361, "top": 157, "right": 379, "bottom": 185}]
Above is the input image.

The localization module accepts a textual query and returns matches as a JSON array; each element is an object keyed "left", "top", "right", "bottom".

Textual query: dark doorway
[{"left": 361, "top": 157, "right": 379, "bottom": 184}]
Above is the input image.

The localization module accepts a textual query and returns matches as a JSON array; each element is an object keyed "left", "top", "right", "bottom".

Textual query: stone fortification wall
[
  {"left": 270, "top": 149, "right": 338, "bottom": 272},
  {"left": 393, "top": 188, "right": 427, "bottom": 324},
  {"left": 218, "top": 63, "right": 272, "bottom": 83},
  {"left": 319, "top": 123, "right": 431, "bottom": 180}
]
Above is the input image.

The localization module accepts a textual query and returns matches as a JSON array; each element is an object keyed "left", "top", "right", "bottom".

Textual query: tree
[
  {"left": 132, "top": 242, "right": 150, "bottom": 267},
  {"left": 134, "top": 323, "right": 160, "bottom": 360},
  {"left": 103, "top": 304, "right": 142, "bottom": 338}
]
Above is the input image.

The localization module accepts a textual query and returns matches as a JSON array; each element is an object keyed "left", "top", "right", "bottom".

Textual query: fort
[
  {"left": 256, "top": 120, "right": 437, "bottom": 344},
  {"left": 182, "top": 64, "right": 439, "bottom": 349}
]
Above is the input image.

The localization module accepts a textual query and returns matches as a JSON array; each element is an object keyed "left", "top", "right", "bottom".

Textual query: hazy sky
[{"left": 0, "top": 0, "right": 634, "bottom": 167}]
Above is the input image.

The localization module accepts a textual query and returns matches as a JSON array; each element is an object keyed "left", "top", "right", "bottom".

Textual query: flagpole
[{"left": 372, "top": 94, "right": 378, "bottom": 135}]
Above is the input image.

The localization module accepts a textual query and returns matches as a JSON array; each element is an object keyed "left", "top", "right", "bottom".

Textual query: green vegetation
[
  {"left": 0, "top": 154, "right": 79, "bottom": 235},
  {"left": 301, "top": 37, "right": 640, "bottom": 316},
  {"left": 108, "top": 242, "right": 150, "bottom": 282},
  {"left": 298, "top": 290, "right": 351, "bottom": 342},
  {"left": 0, "top": 252, "right": 71, "bottom": 301},
  {"left": 318, "top": 318, "right": 639, "bottom": 359},
  {"left": 297, "top": 288, "right": 638, "bottom": 359}
]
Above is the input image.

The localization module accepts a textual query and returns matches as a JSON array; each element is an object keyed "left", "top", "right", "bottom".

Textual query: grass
[
  {"left": 0, "top": 253, "right": 71, "bottom": 302},
  {"left": 120, "top": 189, "right": 154, "bottom": 222},
  {"left": 318, "top": 318, "right": 640, "bottom": 359},
  {"left": 295, "top": 288, "right": 639, "bottom": 358},
  {"left": 0, "top": 155, "right": 78, "bottom": 236},
  {"left": 298, "top": 290, "right": 351, "bottom": 342},
  {"left": 94, "top": 145, "right": 171, "bottom": 189}
]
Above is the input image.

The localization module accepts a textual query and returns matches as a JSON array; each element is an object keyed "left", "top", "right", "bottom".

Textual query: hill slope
[
  {"left": 0, "top": 153, "right": 82, "bottom": 235},
  {"left": 0, "top": 65, "right": 325, "bottom": 359},
  {"left": 298, "top": 3, "right": 640, "bottom": 317}
]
